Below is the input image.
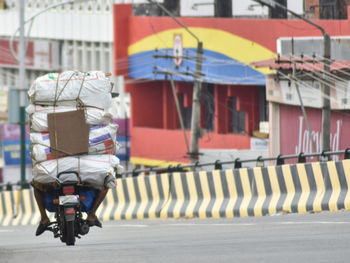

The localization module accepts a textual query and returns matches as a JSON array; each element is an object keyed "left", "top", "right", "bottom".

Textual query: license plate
[{"left": 59, "top": 195, "right": 79, "bottom": 205}]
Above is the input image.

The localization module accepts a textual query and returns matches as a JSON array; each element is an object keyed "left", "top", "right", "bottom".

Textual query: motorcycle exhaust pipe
[{"left": 80, "top": 223, "right": 90, "bottom": 235}]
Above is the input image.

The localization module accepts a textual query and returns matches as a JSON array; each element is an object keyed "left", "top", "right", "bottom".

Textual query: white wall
[
  {"left": 0, "top": 0, "right": 306, "bottom": 41},
  {"left": 0, "top": 0, "right": 113, "bottom": 42},
  {"left": 180, "top": 0, "right": 304, "bottom": 17}
]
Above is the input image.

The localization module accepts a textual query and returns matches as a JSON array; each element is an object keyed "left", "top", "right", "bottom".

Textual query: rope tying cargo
[{"left": 27, "top": 70, "right": 120, "bottom": 191}]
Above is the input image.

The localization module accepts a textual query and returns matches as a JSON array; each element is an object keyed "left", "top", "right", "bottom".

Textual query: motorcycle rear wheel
[
  {"left": 66, "top": 221, "right": 75, "bottom": 246},
  {"left": 59, "top": 211, "right": 66, "bottom": 243}
]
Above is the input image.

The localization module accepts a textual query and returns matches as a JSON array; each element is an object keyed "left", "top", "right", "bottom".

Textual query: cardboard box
[{"left": 48, "top": 110, "right": 89, "bottom": 157}]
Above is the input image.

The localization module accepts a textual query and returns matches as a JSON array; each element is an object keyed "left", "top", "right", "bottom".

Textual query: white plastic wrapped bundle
[
  {"left": 28, "top": 71, "right": 112, "bottom": 110},
  {"left": 32, "top": 155, "right": 122, "bottom": 189},
  {"left": 28, "top": 70, "right": 123, "bottom": 190},
  {"left": 26, "top": 104, "right": 112, "bottom": 132},
  {"left": 30, "top": 124, "right": 119, "bottom": 163}
]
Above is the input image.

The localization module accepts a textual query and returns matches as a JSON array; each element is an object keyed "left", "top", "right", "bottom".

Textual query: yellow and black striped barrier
[{"left": 1, "top": 159, "right": 350, "bottom": 226}]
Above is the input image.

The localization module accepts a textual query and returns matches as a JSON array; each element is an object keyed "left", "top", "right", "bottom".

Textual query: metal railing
[
  {"left": 0, "top": 181, "right": 30, "bottom": 191},
  {"left": 120, "top": 149, "right": 350, "bottom": 177},
  {"left": 1, "top": 149, "right": 349, "bottom": 191}
]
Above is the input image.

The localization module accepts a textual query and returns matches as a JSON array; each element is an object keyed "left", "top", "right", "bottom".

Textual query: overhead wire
[
  {"left": 277, "top": 70, "right": 335, "bottom": 103},
  {"left": 1, "top": 46, "right": 348, "bottom": 92},
  {"left": 2, "top": 33, "right": 350, "bottom": 105},
  {"left": 301, "top": 53, "right": 350, "bottom": 80},
  {"left": 260, "top": 53, "right": 350, "bottom": 106},
  {"left": 292, "top": 62, "right": 347, "bottom": 88},
  {"left": 281, "top": 54, "right": 350, "bottom": 101},
  {"left": 301, "top": 70, "right": 348, "bottom": 97},
  {"left": 310, "top": 53, "right": 350, "bottom": 78},
  {"left": 152, "top": 48, "right": 268, "bottom": 84}
]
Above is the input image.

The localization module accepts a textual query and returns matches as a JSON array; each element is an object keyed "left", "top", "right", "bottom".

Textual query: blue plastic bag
[
  {"left": 44, "top": 188, "right": 96, "bottom": 213},
  {"left": 80, "top": 189, "right": 97, "bottom": 212}
]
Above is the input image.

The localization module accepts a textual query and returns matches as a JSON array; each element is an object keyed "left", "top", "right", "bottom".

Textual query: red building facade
[{"left": 113, "top": 4, "right": 350, "bottom": 166}]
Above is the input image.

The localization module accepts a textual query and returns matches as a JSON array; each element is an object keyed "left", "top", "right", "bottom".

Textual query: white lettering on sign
[
  {"left": 10, "top": 152, "right": 20, "bottom": 158},
  {"left": 4, "top": 145, "right": 20, "bottom": 151},
  {"left": 295, "top": 116, "right": 341, "bottom": 160}
]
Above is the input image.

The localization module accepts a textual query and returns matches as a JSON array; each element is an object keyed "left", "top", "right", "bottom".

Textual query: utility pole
[
  {"left": 190, "top": 42, "right": 203, "bottom": 164},
  {"left": 19, "top": 0, "right": 27, "bottom": 188},
  {"left": 322, "top": 33, "right": 331, "bottom": 152},
  {"left": 147, "top": 0, "right": 204, "bottom": 165},
  {"left": 253, "top": 0, "right": 331, "bottom": 152},
  {"left": 292, "top": 61, "right": 316, "bottom": 154}
]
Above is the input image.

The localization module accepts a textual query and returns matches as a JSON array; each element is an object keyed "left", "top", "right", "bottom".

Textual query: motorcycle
[{"left": 43, "top": 171, "right": 97, "bottom": 246}]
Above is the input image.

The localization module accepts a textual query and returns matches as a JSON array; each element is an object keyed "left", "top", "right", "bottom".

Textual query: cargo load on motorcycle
[
  {"left": 27, "top": 70, "right": 123, "bottom": 246},
  {"left": 27, "top": 71, "right": 123, "bottom": 191}
]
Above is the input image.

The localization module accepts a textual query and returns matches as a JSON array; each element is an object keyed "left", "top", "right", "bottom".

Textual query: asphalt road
[{"left": 1, "top": 211, "right": 350, "bottom": 263}]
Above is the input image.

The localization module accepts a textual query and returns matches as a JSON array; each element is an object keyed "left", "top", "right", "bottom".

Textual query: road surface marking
[
  {"left": 278, "top": 221, "right": 350, "bottom": 225},
  {"left": 165, "top": 223, "right": 256, "bottom": 226},
  {"left": 105, "top": 224, "right": 149, "bottom": 228}
]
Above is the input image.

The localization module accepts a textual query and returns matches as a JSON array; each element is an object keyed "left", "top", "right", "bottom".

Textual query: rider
[{"left": 34, "top": 186, "right": 108, "bottom": 236}]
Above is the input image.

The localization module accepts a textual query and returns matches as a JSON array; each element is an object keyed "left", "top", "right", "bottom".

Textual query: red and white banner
[{"left": 279, "top": 104, "right": 349, "bottom": 160}]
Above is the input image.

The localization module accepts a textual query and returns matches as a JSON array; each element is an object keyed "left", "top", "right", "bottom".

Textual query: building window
[
  {"left": 104, "top": 49, "right": 110, "bottom": 73},
  {"left": 178, "top": 93, "right": 192, "bottom": 129},
  {"left": 95, "top": 49, "right": 101, "bottom": 70},
  {"left": 94, "top": 43, "right": 101, "bottom": 70},
  {"left": 202, "top": 83, "right": 215, "bottom": 131},
  {"left": 230, "top": 96, "right": 246, "bottom": 134},
  {"left": 77, "top": 41, "right": 83, "bottom": 69},
  {"left": 259, "top": 87, "right": 268, "bottom": 122},
  {"left": 0, "top": 69, "right": 6, "bottom": 86}
]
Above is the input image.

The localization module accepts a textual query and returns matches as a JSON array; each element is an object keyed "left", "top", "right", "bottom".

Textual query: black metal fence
[
  {"left": 1, "top": 149, "right": 349, "bottom": 190},
  {"left": 121, "top": 149, "right": 350, "bottom": 177}
]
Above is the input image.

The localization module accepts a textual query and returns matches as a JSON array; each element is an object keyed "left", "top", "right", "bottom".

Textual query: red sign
[{"left": 279, "top": 104, "right": 348, "bottom": 160}]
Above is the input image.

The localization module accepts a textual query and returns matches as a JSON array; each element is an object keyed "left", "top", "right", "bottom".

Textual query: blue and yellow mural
[{"left": 128, "top": 27, "right": 276, "bottom": 85}]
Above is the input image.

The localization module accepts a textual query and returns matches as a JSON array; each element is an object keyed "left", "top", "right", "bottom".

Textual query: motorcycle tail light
[
  {"left": 65, "top": 207, "right": 75, "bottom": 214},
  {"left": 79, "top": 196, "right": 86, "bottom": 201},
  {"left": 63, "top": 185, "right": 75, "bottom": 194},
  {"left": 53, "top": 199, "right": 59, "bottom": 204}
]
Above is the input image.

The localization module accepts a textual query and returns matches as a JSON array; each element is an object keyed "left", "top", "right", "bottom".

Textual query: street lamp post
[
  {"left": 252, "top": 0, "right": 331, "bottom": 152},
  {"left": 19, "top": 0, "right": 26, "bottom": 188},
  {"left": 12, "top": 0, "right": 93, "bottom": 188}
]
